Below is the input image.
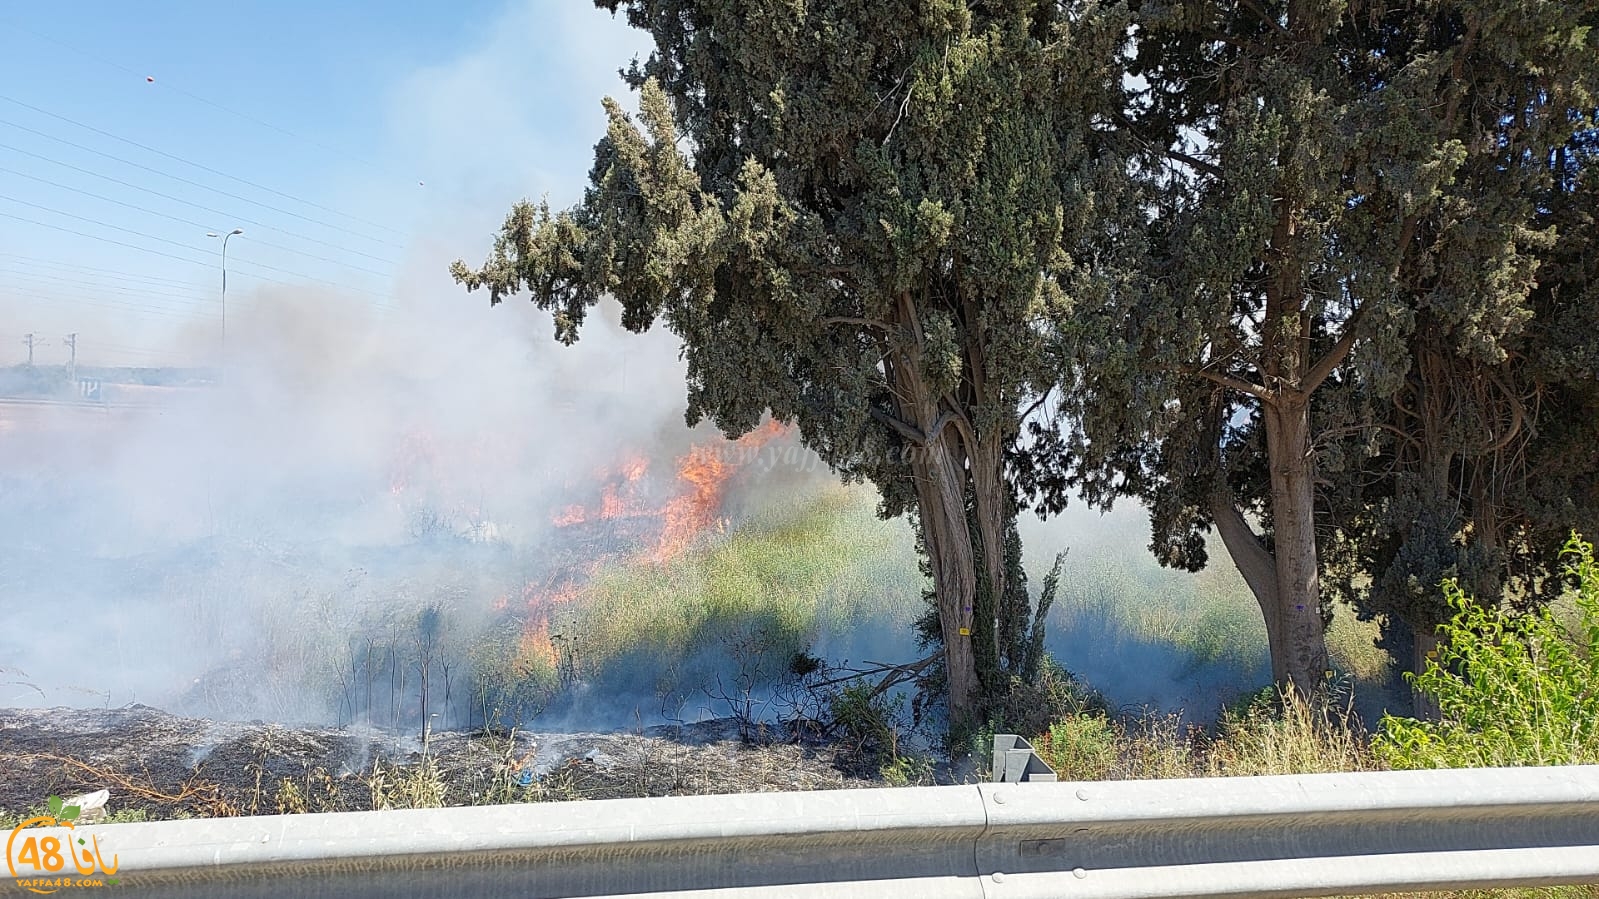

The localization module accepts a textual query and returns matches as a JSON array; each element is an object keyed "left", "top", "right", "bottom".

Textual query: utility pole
[
  {"left": 64, "top": 333, "right": 77, "bottom": 383},
  {"left": 207, "top": 228, "right": 244, "bottom": 374},
  {"left": 22, "top": 333, "right": 41, "bottom": 366}
]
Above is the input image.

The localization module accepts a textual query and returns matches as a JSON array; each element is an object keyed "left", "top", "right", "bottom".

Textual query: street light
[{"left": 206, "top": 228, "right": 243, "bottom": 365}]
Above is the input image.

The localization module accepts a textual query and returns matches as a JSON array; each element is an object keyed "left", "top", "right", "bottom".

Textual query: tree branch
[
  {"left": 1312, "top": 421, "right": 1423, "bottom": 452},
  {"left": 1019, "top": 386, "right": 1054, "bottom": 428},
  {"left": 1208, "top": 486, "right": 1280, "bottom": 634},
  {"left": 1239, "top": 0, "right": 1291, "bottom": 38},
  {"left": 869, "top": 405, "right": 928, "bottom": 445},
  {"left": 1188, "top": 366, "right": 1271, "bottom": 402},
  {"left": 809, "top": 653, "right": 939, "bottom": 700},
  {"left": 1302, "top": 303, "right": 1365, "bottom": 393},
  {"left": 924, "top": 410, "right": 957, "bottom": 445},
  {"left": 1164, "top": 147, "right": 1224, "bottom": 179},
  {"left": 822, "top": 316, "right": 895, "bottom": 332}
]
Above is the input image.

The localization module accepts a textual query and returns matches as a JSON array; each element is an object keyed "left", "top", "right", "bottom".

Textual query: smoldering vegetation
[
  {"left": 0, "top": 289, "right": 933, "bottom": 733},
  {"left": 1, "top": 287, "right": 1395, "bottom": 737}
]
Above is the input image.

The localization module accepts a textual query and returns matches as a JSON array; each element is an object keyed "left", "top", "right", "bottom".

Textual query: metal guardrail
[{"left": 6, "top": 766, "right": 1598, "bottom": 898}]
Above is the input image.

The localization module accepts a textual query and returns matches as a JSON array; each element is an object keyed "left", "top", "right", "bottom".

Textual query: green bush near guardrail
[{"left": 1376, "top": 534, "right": 1599, "bottom": 770}]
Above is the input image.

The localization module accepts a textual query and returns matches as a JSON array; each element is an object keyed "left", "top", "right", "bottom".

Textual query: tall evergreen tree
[
  {"left": 1325, "top": 70, "right": 1599, "bottom": 690},
  {"left": 1056, "top": 0, "right": 1597, "bottom": 692},
  {"left": 453, "top": 0, "right": 1133, "bottom": 726}
]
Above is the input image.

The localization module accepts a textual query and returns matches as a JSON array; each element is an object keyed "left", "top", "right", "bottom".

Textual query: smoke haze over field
[
  {"left": 0, "top": 0, "right": 699, "bottom": 717},
  {"left": 0, "top": 290, "right": 701, "bottom": 708}
]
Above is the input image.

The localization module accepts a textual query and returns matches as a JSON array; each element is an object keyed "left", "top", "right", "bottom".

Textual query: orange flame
[
  {"left": 652, "top": 446, "right": 732, "bottom": 561},
  {"left": 512, "top": 421, "right": 795, "bottom": 668},
  {"left": 517, "top": 620, "right": 558, "bottom": 671},
  {"left": 552, "top": 504, "right": 588, "bottom": 527},
  {"left": 547, "top": 420, "right": 794, "bottom": 562}
]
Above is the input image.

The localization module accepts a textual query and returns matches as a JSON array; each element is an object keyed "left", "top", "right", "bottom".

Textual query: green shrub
[
  {"left": 879, "top": 754, "right": 935, "bottom": 786},
  {"left": 830, "top": 683, "right": 907, "bottom": 760},
  {"left": 980, "top": 658, "right": 1108, "bottom": 748},
  {"left": 1034, "top": 714, "right": 1121, "bottom": 780},
  {"left": 1375, "top": 534, "right": 1599, "bottom": 769}
]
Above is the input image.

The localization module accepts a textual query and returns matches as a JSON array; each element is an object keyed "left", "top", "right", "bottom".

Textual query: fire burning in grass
[
  {"left": 503, "top": 420, "right": 797, "bottom": 684},
  {"left": 550, "top": 419, "right": 791, "bottom": 563}
]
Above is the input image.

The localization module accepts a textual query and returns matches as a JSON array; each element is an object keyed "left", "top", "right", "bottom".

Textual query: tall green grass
[
  {"left": 1041, "top": 517, "right": 1392, "bottom": 721},
  {"left": 532, "top": 484, "right": 926, "bottom": 701}
]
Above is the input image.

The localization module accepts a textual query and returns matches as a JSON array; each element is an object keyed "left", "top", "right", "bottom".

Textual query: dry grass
[
  {"left": 1202, "top": 685, "right": 1378, "bottom": 777},
  {"left": 1032, "top": 685, "right": 1379, "bottom": 781}
]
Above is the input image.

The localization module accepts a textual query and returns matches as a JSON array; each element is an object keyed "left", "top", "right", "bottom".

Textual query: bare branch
[
  {"left": 822, "top": 316, "right": 896, "bottom": 332},
  {"left": 1164, "top": 147, "right": 1224, "bottom": 179},
  {"left": 1312, "top": 421, "right": 1423, "bottom": 452},
  {"left": 809, "top": 654, "right": 939, "bottom": 699},
  {"left": 1019, "top": 386, "right": 1055, "bottom": 428},
  {"left": 1188, "top": 366, "right": 1271, "bottom": 402},
  {"left": 1239, "top": 0, "right": 1291, "bottom": 38},
  {"left": 869, "top": 406, "right": 928, "bottom": 445}
]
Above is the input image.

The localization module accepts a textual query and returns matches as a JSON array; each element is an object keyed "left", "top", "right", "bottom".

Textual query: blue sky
[{"left": 0, "top": 1, "right": 650, "bottom": 365}]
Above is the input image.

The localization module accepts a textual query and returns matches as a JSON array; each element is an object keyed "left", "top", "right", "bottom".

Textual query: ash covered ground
[{"left": 0, "top": 704, "right": 914, "bottom": 821}]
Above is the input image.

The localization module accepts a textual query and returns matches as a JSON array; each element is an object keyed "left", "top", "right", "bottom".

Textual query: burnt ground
[{"left": 0, "top": 705, "right": 922, "bottom": 821}]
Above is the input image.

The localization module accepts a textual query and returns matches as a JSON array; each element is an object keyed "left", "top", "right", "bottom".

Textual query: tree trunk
[
  {"left": 1262, "top": 396, "right": 1331, "bottom": 691},
  {"left": 968, "top": 434, "right": 1010, "bottom": 667},
  {"left": 909, "top": 429, "right": 982, "bottom": 726},
  {"left": 1209, "top": 487, "right": 1284, "bottom": 674},
  {"left": 1411, "top": 628, "right": 1441, "bottom": 721}
]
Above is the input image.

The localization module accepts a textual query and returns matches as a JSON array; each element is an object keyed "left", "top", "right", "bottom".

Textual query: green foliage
[
  {"left": 879, "top": 754, "right": 935, "bottom": 788},
  {"left": 459, "top": 486, "right": 925, "bottom": 731},
  {"left": 0, "top": 801, "right": 148, "bottom": 830},
  {"left": 830, "top": 684, "right": 907, "bottom": 761},
  {"left": 1376, "top": 535, "right": 1599, "bottom": 769},
  {"left": 1055, "top": 0, "right": 1599, "bottom": 694},
  {"left": 567, "top": 486, "right": 924, "bottom": 695},
  {"left": 576, "top": 488, "right": 909, "bottom": 664},
  {"left": 455, "top": 0, "right": 1139, "bottom": 722},
  {"left": 828, "top": 681, "right": 935, "bottom": 784},
  {"left": 1034, "top": 714, "right": 1121, "bottom": 781},
  {"left": 980, "top": 656, "right": 1108, "bottom": 743},
  {"left": 1030, "top": 684, "right": 1377, "bottom": 782},
  {"left": 46, "top": 794, "right": 79, "bottom": 822}
]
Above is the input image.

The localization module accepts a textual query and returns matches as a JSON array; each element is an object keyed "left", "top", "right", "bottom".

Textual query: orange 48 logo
[{"left": 6, "top": 796, "right": 119, "bottom": 894}]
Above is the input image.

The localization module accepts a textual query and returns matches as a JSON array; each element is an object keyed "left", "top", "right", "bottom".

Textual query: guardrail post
[{"left": 991, "top": 734, "right": 1057, "bottom": 783}]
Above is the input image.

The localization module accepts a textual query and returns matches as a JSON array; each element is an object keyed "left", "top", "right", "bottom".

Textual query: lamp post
[{"left": 206, "top": 229, "right": 243, "bottom": 367}]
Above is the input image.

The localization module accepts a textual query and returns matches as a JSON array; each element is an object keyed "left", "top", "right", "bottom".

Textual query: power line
[
  {"left": 0, "top": 115, "right": 403, "bottom": 249},
  {"left": 0, "top": 209, "right": 221, "bottom": 269},
  {"left": 0, "top": 19, "right": 413, "bottom": 188},
  {"left": 0, "top": 164, "right": 394, "bottom": 278},
  {"left": 0, "top": 252, "right": 208, "bottom": 289},
  {"left": 0, "top": 212, "right": 403, "bottom": 316},
  {"left": 0, "top": 266, "right": 214, "bottom": 305},
  {"left": 0, "top": 192, "right": 394, "bottom": 300},
  {"left": 70, "top": 340, "right": 203, "bottom": 366},
  {"left": 0, "top": 93, "right": 408, "bottom": 238},
  {"left": 2, "top": 283, "right": 224, "bottom": 322},
  {"left": 0, "top": 140, "right": 399, "bottom": 265}
]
